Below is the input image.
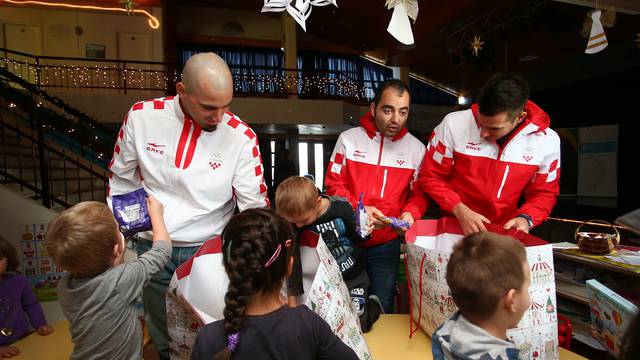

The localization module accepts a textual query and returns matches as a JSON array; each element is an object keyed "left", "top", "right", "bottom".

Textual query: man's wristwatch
[{"left": 516, "top": 214, "right": 534, "bottom": 229}]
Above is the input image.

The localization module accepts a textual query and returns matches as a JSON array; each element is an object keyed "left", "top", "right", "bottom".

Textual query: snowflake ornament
[{"left": 261, "top": 0, "right": 338, "bottom": 32}]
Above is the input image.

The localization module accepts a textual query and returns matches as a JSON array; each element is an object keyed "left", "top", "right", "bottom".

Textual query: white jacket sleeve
[
  {"left": 232, "top": 135, "right": 269, "bottom": 211},
  {"left": 107, "top": 110, "right": 142, "bottom": 205}
]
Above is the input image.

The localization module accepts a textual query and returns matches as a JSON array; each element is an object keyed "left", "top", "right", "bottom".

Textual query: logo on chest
[
  {"left": 353, "top": 150, "right": 367, "bottom": 159},
  {"left": 396, "top": 159, "right": 406, "bottom": 166},
  {"left": 465, "top": 142, "right": 482, "bottom": 151},
  {"left": 209, "top": 152, "right": 223, "bottom": 171},
  {"left": 146, "top": 142, "right": 165, "bottom": 155}
]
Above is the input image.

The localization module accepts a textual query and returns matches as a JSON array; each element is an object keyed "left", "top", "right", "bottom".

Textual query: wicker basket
[{"left": 575, "top": 219, "right": 620, "bottom": 255}]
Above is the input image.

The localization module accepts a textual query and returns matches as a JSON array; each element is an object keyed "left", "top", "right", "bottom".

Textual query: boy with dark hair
[
  {"left": 45, "top": 198, "right": 171, "bottom": 360},
  {"left": 432, "top": 232, "right": 531, "bottom": 360},
  {"left": 275, "top": 176, "right": 381, "bottom": 332}
]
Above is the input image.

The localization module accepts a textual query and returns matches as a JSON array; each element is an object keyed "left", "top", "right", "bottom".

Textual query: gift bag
[
  {"left": 405, "top": 218, "right": 559, "bottom": 360},
  {"left": 167, "top": 238, "right": 224, "bottom": 359},
  {"left": 167, "top": 234, "right": 371, "bottom": 360},
  {"left": 300, "top": 232, "right": 372, "bottom": 360}
]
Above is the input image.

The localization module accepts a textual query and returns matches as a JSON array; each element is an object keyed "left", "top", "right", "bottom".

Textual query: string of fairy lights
[
  {"left": 0, "top": 57, "right": 370, "bottom": 166},
  {"left": 1, "top": 57, "right": 370, "bottom": 98}
]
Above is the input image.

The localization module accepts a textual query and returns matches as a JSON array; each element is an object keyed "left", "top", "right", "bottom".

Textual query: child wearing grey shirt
[{"left": 45, "top": 197, "right": 171, "bottom": 360}]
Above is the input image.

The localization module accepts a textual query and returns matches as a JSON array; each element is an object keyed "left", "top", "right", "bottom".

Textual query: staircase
[{"left": 0, "top": 66, "right": 113, "bottom": 210}]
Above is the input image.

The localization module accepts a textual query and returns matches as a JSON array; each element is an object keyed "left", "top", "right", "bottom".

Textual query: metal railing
[
  {"left": 0, "top": 65, "right": 115, "bottom": 166},
  {"left": 0, "top": 102, "right": 108, "bottom": 209},
  {"left": 0, "top": 48, "right": 379, "bottom": 102}
]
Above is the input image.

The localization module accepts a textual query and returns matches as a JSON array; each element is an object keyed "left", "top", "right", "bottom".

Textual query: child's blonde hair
[
  {"left": 45, "top": 201, "right": 120, "bottom": 278},
  {"left": 275, "top": 176, "right": 319, "bottom": 218}
]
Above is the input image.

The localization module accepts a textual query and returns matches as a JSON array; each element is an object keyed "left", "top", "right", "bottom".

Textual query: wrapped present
[
  {"left": 112, "top": 188, "right": 151, "bottom": 239},
  {"left": 405, "top": 218, "right": 558, "bottom": 360}
]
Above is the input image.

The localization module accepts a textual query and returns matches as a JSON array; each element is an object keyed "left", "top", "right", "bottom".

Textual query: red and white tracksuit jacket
[
  {"left": 419, "top": 100, "right": 560, "bottom": 227},
  {"left": 108, "top": 95, "right": 268, "bottom": 246},
  {"left": 325, "top": 113, "right": 429, "bottom": 248}
]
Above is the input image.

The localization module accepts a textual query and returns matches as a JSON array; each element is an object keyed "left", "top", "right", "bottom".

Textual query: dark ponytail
[{"left": 213, "top": 208, "right": 294, "bottom": 360}]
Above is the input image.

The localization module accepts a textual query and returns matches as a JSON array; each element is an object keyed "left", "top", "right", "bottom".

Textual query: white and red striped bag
[
  {"left": 405, "top": 218, "right": 559, "bottom": 360},
  {"left": 166, "top": 234, "right": 371, "bottom": 360}
]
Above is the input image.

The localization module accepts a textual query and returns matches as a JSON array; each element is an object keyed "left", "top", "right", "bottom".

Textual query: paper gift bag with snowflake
[
  {"left": 405, "top": 218, "right": 559, "bottom": 360},
  {"left": 298, "top": 232, "right": 372, "bottom": 360}
]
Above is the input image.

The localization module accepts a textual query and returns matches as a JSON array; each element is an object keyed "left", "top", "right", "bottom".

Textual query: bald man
[{"left": 108, "top": 53, "right": 268, "bottom": 358}]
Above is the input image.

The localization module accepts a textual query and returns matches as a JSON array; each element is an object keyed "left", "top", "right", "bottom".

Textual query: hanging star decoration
[
  {"left": 119, "top": 0, "right": 137, "bottom": 15},
  {"left": 635, "top": 34, "right": 640, "bottom": 48},
  {"left": 261, "top": 0, "right": 338, "bottom": 32},
  {"left": 469, "top": 35, "right": 484, "bottom": 57}
]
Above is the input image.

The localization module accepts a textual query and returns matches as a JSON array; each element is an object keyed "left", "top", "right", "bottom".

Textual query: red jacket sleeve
[
  {"left": 419, "top": 116, "right": 462, "bottom": 213},
  {"left": 401, "top": 162, "right": 429, "bottom": 220},
  {"left": 325, "top": 133, "right": 357, "bottom": 208}
]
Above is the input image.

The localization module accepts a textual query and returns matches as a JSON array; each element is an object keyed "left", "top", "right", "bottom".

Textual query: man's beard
[{"left": 202, "top": 125, "right": 217, "bottom": 132}]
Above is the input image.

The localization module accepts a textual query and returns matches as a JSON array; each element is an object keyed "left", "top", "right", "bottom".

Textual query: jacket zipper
[
  {"left": 372, "top": 136, "right": 385, "bottom": 198},
  {"left": 380, "top": 169, "right": 388, "bottom": 199},
  {"left": 497, "top": 165, "right": 509, "bottom": 199}
]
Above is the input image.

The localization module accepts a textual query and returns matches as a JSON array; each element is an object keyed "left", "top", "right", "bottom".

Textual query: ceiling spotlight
[{"left": 458, "top": 96, "right": 468, "bottom": 105}]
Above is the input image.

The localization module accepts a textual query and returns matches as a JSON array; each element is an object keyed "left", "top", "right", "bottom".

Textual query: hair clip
[
  {"left": 264, "top": 239, "right": 293, "bottom": 268},
  {"left": 264, "top": 244, "right": 282, "bottom": 268},
  {"left": 227, "top": 332, "right": 239, "bottom": 352}
]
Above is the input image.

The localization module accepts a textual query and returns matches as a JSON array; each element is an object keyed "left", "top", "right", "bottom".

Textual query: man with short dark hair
[
  {"left": 325, "top": 79, "right": 428, "bottom": 313},
  {"left": 419, "top": 73, "right": 560, "bottom": 235}
]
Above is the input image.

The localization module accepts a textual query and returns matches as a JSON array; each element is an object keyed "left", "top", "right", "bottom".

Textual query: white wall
[
  {"left": 0, "top": 5, "right": 163, "bottom": 61},
  {"left": 0, "top": 185, "right": 65, "bottom": 323},
  {"left": 49, "top": 90, "right": 154, "bottom": 124},
  {"left": 50, "top": 90, "right": 371, "bottom": 126},
  {"left": 50, "top": 90, "right": 454, "bottom": 134}
]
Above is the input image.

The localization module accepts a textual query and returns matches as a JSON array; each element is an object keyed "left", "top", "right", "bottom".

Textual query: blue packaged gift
[{"left": 112, "top": 188, "right": 152, "bottom": 238}]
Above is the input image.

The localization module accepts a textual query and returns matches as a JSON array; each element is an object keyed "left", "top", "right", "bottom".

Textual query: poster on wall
[
  {"left": 19, "top": 224, "right": 65, "bottom": 302},
  {"left": 85, "top": 43, "right": 106, "bottom": 59},
  {"left": 577, "top": 125, "right": 618, "bottom": 207}
]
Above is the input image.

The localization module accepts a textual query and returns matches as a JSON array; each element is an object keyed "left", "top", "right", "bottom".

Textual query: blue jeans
[
  {"left": 365, "top": 238, "right": 401, "bottom": 314},
  {"left": 136, "top": 239, "right": 199, "bottom": 360}
]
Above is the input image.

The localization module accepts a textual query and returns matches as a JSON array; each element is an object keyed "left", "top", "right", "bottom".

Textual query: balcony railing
[{"left": 1, "top": 48, "right": 377, "bottom": 103}]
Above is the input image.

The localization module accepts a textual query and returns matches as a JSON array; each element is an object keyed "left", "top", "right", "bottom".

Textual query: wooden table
[
  {"left": 12, "top": 321, "right": 72, "bottom": 359},
  {"left": 14, "top": 315, "right": 587, "bottom": 359},
  {"left": 363, "top": 314, "right": 587, "bottom": 360}
]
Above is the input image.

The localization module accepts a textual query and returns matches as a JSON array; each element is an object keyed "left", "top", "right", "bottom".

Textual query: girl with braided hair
[{"left": 190, "top": 208, "right": 358, "bottom": 360}]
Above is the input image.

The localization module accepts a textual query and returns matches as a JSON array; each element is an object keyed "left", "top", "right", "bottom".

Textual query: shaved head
[
  {"left": 181, "top": 52, "right": 233, "bottom": 94},
  {"left": 176, "top": 52, "right": 234, "bottom": 132}
]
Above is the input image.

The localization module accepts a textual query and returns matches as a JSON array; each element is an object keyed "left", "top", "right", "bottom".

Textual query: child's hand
[
  {"left": 146, "top": 195, "right": 164, "bottom": 218},
  {"left": 0, "top": 346, "right": 20, "bottom": 358},
  {"left": 37, "top": 324, "right": 54, "bottom": 336}
]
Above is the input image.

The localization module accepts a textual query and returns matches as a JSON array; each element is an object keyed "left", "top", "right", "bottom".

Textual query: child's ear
[
  {"left": 504, "top": 289, "right": 517, "bottom": 313},
  {"left": 112, "top": 234, "right": 125, "bottom": 263}
]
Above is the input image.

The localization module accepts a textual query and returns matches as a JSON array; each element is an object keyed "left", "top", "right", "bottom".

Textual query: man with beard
[
  {"left": 108, "top": 52, "right": 268, "bottom": 359},
  {"left": 325, "top": 79, "right": 428, "bottom": 314}
]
